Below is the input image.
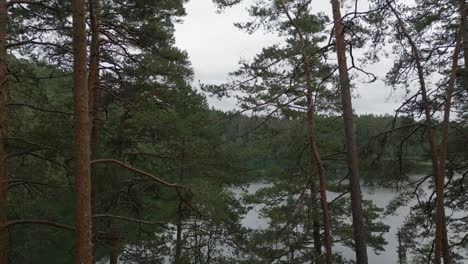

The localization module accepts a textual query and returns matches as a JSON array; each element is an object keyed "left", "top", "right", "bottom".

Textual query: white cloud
[{"left": 175, "top": 0, "right": 401, "bottom": 115}]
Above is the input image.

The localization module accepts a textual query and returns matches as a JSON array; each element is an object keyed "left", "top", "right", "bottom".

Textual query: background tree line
[{"left": 0, "top": 0, "right": 465, "bottom": 263}]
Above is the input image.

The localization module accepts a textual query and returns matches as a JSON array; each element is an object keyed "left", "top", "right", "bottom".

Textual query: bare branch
[
  {"left": 2, "top": 219, "right": 74, "bottom": 231},
  {"left": 7, "top": 0, "right": 43, "bottom": 8},
  {"left": 90, "top": 159, "right": 186, "bottom": 189},
  {"left": 93, "top": 214, "right": 170, "bottom": 226},
  {"left": 8, "top": 103, "right": 73, "bottom": 116}
]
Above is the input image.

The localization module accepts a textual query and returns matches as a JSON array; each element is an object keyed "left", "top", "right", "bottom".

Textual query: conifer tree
[
  {"left": 0, "top": 0, "right": 8, "bottom": 262},
  {"left": 71, "top": 0, "right": 92, "bottom": 262},
  {"left": 331, "top": 0, "right": 369, "bottom": 262}
]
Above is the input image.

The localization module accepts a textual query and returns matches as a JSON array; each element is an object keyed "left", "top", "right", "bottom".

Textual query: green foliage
[{"left": 5, "top": 0, "right": 467, "bottom": 263}]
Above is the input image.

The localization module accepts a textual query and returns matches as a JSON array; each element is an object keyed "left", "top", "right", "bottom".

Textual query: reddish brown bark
[
  {"left": 435, "top": 3, "right": 466, "bottom": 263},
  {"left": 109, "top": 234, "right": 120, "bottom": 264},
  {"left": 175, "top": 139, "right": 186, "bottom": 264},
  {"left": 279, "top": 3, "right": 333, "bottom": 262},
  {"left": 305, "top": 70, "right": 333, "bottom": 264},
  {"left": 387, "top": 2, "right": 466, "bottom": 263},
  {"left": 72, "top": 0, "right": 93, "bottom": 262},
  {"left": 389, "top": 7, "right": 443, "bottom": 262},
  {"left": 88, "top": 0, "right": 100, "bottom": 144},
  {"left": 463, "top": 0, "right": 468, "bottom": 70},
  {"left": 175, "top": 212, "right": 183, "bottom": 264},
  {"left": 0, "top": 0, "right": 7, "bottom": 262},
  {"left": 87, "top": 0, "right": 100, "bottom": 259},
  {"left": 310, "top": 182, "right": 322, "bottom": 258},
  {"left": 330, "top": 0, "right": 368, "bottom": 263}
]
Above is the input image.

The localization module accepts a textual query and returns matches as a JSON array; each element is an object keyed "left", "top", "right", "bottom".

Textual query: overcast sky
[{"left": 174, "top": 0, "right": 406, "bottom": 115}]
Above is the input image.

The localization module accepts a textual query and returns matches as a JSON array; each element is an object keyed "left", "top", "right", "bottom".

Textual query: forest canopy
[{"left": 0, "top": 0, "right": 466, "bottom": 264}]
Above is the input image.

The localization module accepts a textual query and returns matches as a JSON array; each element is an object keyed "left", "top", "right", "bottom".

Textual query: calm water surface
[
  {"left": 110, "top": 176, "right": 466, "bottom": 263},
  {"left": 237, "top": 177, "right": 427, "bottom": 263}
]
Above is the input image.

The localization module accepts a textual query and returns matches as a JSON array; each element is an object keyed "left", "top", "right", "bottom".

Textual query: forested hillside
[{"left": 0, "top": 0, "right": 466, "bottom": 264}]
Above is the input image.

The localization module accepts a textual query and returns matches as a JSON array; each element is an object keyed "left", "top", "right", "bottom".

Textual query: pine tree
[
  {"left": 71, "top": 0, "right": 92, "bottom": 262},
  {"left": 330, "top": 0, "right": 368, "bottom": 262},
  {"left": 0, "top": 0, "right": 8, "bottom": 262}
]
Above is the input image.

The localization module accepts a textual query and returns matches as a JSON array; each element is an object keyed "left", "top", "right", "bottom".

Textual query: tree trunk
[
  {"left": 103, "top": 111, "right": 132, "bottom": 263},
  {"left": 175, "top": 210, "right": 183, "bottom": 264},
  {"left": 0, "top": 0, "right": 8, "bottom": 262},
  {"left": 88, "top": 0, "right": 100, "bottom": 260},
  {"left": 436, "top": 3, "right": 466, "bottom": 263},
  {"left": 386, "top": 2, "right": 466, "bottom": 263},
  {"left": 310, "top": 182, "right": 322, "bottom": 259},
  {"left": 109, "top": 251, "right": 118, "bottom": 264},
  {"left": 278, "top": 3, "right": 333, "bottom": 262},
  {"left": 306, "top": 103, "right": 333, "bottom": 264},
  {"left": 462, "top": 0, "right": 468, "bottom": 71},
  {"left": 72, "top": 0, "right": 93, "bottom": 262},
  {"left": 88, "top": 0, "right": 100, "bottom": 144},
  {"left": 109, "top": 235, "right": 119, "bottom": 264},
  {"left": 330, "top": 1, "right": 368, "bottom": 263},
  {"left": 175, "top": 139, "right": 186, "bottom": 264},
  {"left": 387, "top": 3, "right": 442, "bottom": 261}
]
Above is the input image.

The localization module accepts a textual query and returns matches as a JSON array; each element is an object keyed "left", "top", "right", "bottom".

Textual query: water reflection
[{"left": 236, "top": 176, "right": 424, "bottom": 263}]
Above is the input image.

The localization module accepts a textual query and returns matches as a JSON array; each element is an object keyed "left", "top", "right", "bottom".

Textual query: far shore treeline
[{"left": 0, "top": 0, "right": 466, "bottom": 263}]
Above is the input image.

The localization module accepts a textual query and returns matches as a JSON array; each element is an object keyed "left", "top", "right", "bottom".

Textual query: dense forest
[{"left": 0, "top": 0, "right": 466, "bottom": 263}]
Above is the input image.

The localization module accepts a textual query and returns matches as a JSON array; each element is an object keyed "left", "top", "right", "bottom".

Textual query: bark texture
[
  {"left": 88, "top": 0, "right": 100, "bottom": 259},
  {"left": 88, "top": 0, "right": 100, "bottom": 144},
  {"left": 388, "top": 1, "right": 467, "bottom": 263},
  {"left": 0, "top": 0, "right": 7, "bottom": 262},
  {"left": 310, "top": 183, "right": 321, "bottom": 259},
  {"left": 175, "top": 139, "right": 186, "bottom": 264},
  {"left": 462, "top": 0, "right": 468, "bottom": 72},
  {"left": 279, "top": 2, "right": 333, "bottom": 262},
  {"left": 109, "top": 234, "right": 119, "bottom": 264},
  {"left": 304, "top": 52, "right": 333, "bottom": 264},
  {"left": 72, "top": 0, "right": 93, "bottom": 262},
  {"left": 435, "top": 3, "right": 466, "bottom": 263},
  {"left": 330, "top": 0, "right": 368, "bottom": 263},
  {"left": 388, "top": 4, "right": 443, "bottom": 261}
]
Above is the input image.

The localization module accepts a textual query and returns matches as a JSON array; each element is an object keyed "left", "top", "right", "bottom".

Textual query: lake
[
  {"left": 106, "top": 175, "right": 466, "bottom": 264},
  {"left": 236, "top": 175, "right": 465, "bottom": 263}
]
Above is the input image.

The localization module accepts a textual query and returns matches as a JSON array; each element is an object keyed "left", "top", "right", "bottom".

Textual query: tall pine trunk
[
  {"left": 278, "top": 3, "right": 333, "bottom": 262},
  {"left": 88, "top": 0, "right": 100, "bottom": 259},
  {"left": 463, "top": 0, "right": 468, "bottom": 70},
  {"left": 310, "top": 182, "right": 321, "bottom": 259},
  {"left": 387, "top": 4, "right": 443, "bottom": 261},
  {"left": 0, "top": 0, "right": 7, "bottom": 262},
  {"left": 330, "top": 0, "right": 368, "bottom": 262},
  {"left": 175, "top": 210, "right": 183, "bottom": 264},
  {"left": 109, "top": 232, "right": 120, "bottom": 264},
  {"left": 435, "top": 3, "right": 466, "bottom": 263},
  {"left": 305, "top": 88, "right": 333, "bottom": 264},
  {"left": 305, "top": 101, "right": 333, "bottom": 264},
  {"left": 88, "top": 0, "right": 100, "bottom": 144},
  {"left": 175, "top": 139, "right": 186, "bottom": 264},
  {"left": 387, "top": 2, "right": 466, "bottom": 262},
  {"left": 72, "top": 0, "right": 93, "bottom": 262}
]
